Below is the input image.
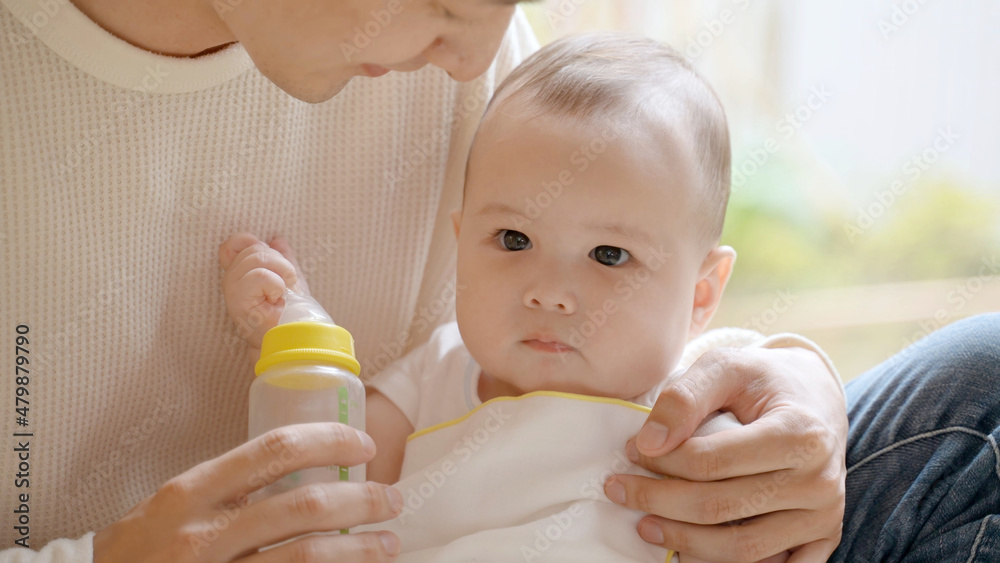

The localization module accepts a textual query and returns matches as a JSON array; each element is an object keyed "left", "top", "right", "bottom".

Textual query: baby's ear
[
  {"left": 450, "top": 208, "right": 462, "bottom": 239},
  {"left": 690, "top": 246, "right": 736, "bottom": 337}
]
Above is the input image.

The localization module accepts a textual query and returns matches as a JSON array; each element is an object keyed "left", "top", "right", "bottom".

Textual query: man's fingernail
[
  {"left": 605, "top": 478, "right": 626, "bottom": 505},
  {"left": 637, "top": 422, "right": 669, "bottom": 452},
  {"left": 639, "top": 520, "right": 664, "bottom": 544},
  {"left": 379, "top": 532, "right": 400, "bottom": 556},
  {"left": 386, "top": 486, "right": 404, "bottom": 514},
  {"left": 626, "top": 440, "right": 639, "bottom": 463},
  {"left": 357, "top": 431, "right": 376, "bottom": 455}
]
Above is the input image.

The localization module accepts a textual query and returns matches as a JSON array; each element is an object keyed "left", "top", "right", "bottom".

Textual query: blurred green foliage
[{"left": 723, "top": 177, "right": 1000, "bottom": 292}]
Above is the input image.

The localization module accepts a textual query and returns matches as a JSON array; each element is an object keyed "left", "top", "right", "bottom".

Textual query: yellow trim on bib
[
  {"left": 666, "top": 549, "right": 675, "bottom": 562},
  {"left": 407, "top": 389, "right": 652, "bottom": 441}
]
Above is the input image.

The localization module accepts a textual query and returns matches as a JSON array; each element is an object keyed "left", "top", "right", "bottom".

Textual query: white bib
[{"left": 360, "top": 392, "right": 683, "bottom": 562}]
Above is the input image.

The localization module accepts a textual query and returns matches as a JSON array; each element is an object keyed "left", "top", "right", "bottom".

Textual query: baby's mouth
[{"left": 521, "top": 338, "right": 574, "bottom": 354}]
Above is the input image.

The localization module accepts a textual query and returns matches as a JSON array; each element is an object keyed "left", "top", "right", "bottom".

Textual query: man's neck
[{"left": 70, "top": 0, "right": 236, "bottom": 57}]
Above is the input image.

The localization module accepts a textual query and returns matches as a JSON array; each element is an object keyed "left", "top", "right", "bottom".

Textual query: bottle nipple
[{"left": 278, "top": 290, "right": 335, "bottom": 325}]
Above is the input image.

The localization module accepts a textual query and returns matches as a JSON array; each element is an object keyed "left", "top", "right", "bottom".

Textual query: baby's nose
[{"left": 523, "top": 281, "right": 577, "bottom": 314}]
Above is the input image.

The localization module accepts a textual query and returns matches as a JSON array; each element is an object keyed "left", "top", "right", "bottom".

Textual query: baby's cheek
[{"left": 606, "top": 324, "right": 679, "bottom": 390}]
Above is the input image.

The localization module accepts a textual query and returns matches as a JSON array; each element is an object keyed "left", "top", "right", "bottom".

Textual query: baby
[{"left": 221, "top": 33, "right": 790, "bottom": 563}]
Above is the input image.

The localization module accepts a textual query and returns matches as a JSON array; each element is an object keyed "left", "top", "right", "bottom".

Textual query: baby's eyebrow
[
  {"left": 585, "top": 222, "right": 659, "bottom": 249},
  {"left": 475, "top": 202, "right": 525, "bottom": 217}
]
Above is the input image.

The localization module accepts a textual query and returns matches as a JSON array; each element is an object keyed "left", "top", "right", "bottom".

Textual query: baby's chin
[{"left": 484, "top": 370, "right": 642, "bottom": 402}]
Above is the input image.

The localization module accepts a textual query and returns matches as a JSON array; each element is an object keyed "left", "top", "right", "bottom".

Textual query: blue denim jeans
[{"left": 831, "top": 313, "right": 1000, "bottom": 562}]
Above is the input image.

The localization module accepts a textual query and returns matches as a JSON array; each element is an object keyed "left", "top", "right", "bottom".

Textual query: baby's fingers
[
  {"left": 233, "top": 267, "right": 289, "bottom": 308},
  {"left": 226, "top": 268, "right": 287, "bottom": 348},
  {"left": 269, "top": 236, "right": 309, "bottom": 296},
  {"left": 224, "top": 243, "right": 300, "bottom": 295},
  {"left": 219, "top": 232, "right": 264, "bottom": 270}
]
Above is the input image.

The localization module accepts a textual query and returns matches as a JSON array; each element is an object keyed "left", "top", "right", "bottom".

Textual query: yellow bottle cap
[{"left": 255, "top": 321, "right": 361, "bottom": 376}]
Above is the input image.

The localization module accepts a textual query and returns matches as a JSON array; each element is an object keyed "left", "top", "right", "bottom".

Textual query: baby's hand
[{"left": 218, "top": 233, "right": 309, "bottom": 349}]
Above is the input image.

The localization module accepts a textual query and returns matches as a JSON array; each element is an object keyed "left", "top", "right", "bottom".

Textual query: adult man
[{"left": 2, "top": 0, "right": 996, "bottom": 561}]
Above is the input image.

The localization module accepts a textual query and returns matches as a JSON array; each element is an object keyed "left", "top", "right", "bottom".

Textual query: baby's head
[{"left": 452, "top": 32, "right": 735, "bottom": 400}]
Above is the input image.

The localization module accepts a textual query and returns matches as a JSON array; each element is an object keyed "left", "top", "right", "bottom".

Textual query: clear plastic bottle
[{"left": 248, "top": 292, "right": 365, "bottom": 499}]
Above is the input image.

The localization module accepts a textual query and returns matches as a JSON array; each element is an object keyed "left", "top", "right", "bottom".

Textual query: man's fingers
[
  {"left": 170, "top": 423, "right": 377, "bottom": 505},
  {"left": 228, "top": 482, "right": 404, "bottom": 556},
  {"left": 638, "top": 509, "right": 824, "bottom": 563},
  {"left": 219, "top": 233, "right": 264, "bottom": 270},
  {"left": 628, "top": 412, "right": 831, "bottom": 480},
  {"left": 606, "top": 469, "right": 815, "bottom": 525},
  {"left": 637, "top": 349, "right": 765, "bottom": 457},
  {"left": 236, "top": 531, "right": 400, "bottom": 563},
  {"left": 787, "top": 538, "right": 839, "bottom": 562}
]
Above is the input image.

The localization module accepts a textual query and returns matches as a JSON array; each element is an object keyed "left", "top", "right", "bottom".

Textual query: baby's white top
[
  {"left": 369, "top": 321, "right": 837, "bottom": 433},
  {"left": 0, "top": 0, "right": 538, "bottom": 557},
  {"left": 364, "top": 322, "right": 838, "bottom": 562}
]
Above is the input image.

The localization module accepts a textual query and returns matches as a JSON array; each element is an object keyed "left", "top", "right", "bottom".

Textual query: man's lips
[
  {"left": 361, "top": 63, "right": 391, "bottom": 77},
  {"left": 522, "top": 338, "right": 574, "bottom": 354}
]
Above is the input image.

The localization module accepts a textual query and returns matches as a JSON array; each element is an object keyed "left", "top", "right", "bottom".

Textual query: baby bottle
[{"left": 249, "top": 290, "right": 365, "bottom": 498}]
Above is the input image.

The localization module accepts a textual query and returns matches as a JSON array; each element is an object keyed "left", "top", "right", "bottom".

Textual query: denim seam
[
  {"left": 967, "top": 516, "right": 991, "bottom": 563},
  {"left": 847, "top": 426, "right": 994, "bottom": 476},
  {"left": 989, "top": 434, "right": 1000, "bottom": 482}
]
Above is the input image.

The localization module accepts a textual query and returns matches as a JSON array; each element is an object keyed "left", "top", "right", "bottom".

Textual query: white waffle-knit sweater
[{"left": 0, "top": 0, "right": 538, "bottom": 558}]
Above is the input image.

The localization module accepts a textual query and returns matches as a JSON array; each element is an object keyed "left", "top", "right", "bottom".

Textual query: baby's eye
[
  {"left": 497, "top": 229, "right": 532, "bottom": 251},
  {"left": 590, "top": 245, "right": 631, "bottom": 266}
]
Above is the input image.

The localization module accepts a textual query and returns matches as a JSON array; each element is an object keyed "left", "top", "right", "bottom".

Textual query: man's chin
[{"left": 268, "top": 75, "right": 354, "bottom": 104}]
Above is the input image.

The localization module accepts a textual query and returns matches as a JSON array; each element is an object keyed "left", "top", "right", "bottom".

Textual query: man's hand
[
  {"left": 93, "top": 423, "right": 403, "bottom": 562},
  {"left": 219, "top": 233, "right": 308, "bottom": 348},
  {"left": 605, "top": 346, "right": 848, "bottom": 562}
]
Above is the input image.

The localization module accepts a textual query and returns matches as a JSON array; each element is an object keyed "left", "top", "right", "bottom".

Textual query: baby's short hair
[{"left": 486, "top": 32, "right": 731, "bottom": 249}]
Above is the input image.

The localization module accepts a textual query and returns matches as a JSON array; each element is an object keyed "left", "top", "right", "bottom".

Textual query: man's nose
[{"left": 424, "top": 11, "right": 514, "bottom": 82}]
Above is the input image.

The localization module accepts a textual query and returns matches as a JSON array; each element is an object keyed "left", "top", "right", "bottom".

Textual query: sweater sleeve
[
  {"left": 0, "top": 533, "right": 94, "bottom": 563},
  {"left": 367, "top": 338, "right": 431, "bottom": 430},
  {"left": 757, "top": 332, "right": 846, "bottom": 397},
  {"left": 679, "top": 327, "right": 846, "bottom": 397}
]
